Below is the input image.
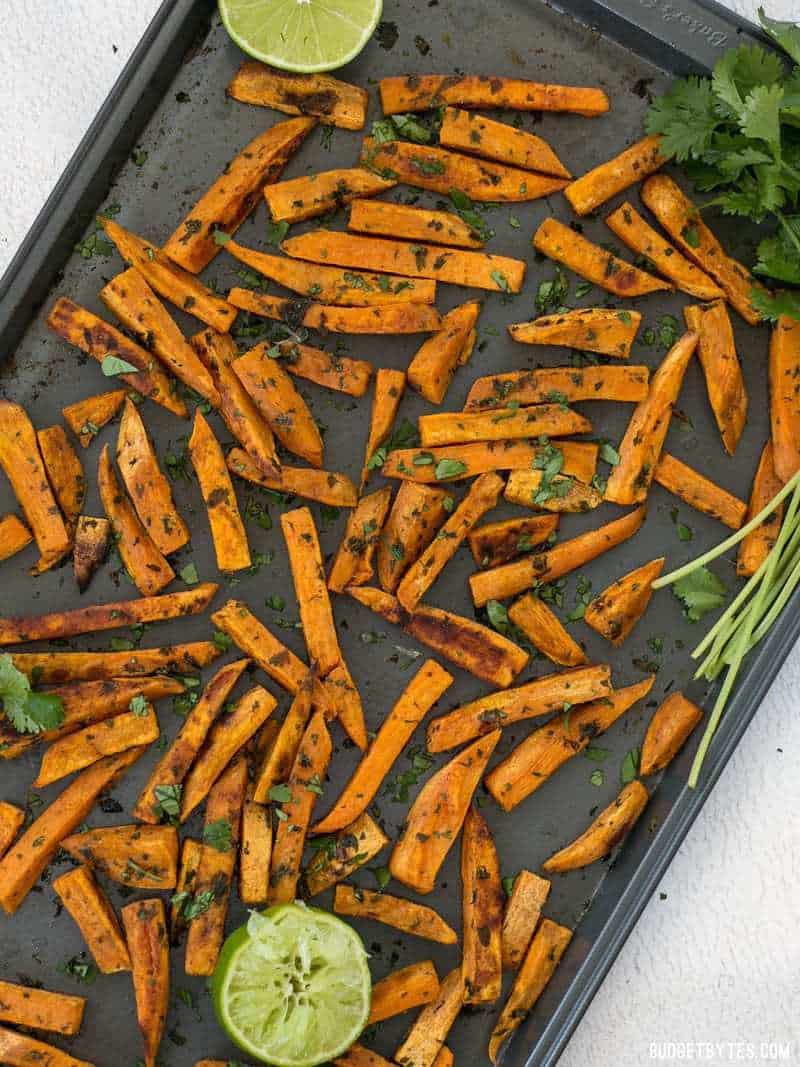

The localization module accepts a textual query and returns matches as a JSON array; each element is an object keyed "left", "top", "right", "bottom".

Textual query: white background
[{"left": 1, "top": 3, "right": 799, "bottom": 1065}]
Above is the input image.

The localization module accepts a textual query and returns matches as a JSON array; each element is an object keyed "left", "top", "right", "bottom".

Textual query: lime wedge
[
  {"left": 219, "top": 0, "right": 383, "bottom": 74},
  {"left": 212, "top": 904, "right": 371, "bottom": 1067}
]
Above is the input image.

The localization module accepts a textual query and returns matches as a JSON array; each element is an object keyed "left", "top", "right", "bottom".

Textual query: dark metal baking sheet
[{"left": 0, "top": 1, "right": 785, "bottom": 1066}]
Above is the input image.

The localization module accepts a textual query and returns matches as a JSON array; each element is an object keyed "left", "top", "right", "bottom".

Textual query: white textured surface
[{"left": 1, "top": 3, "right": 799, "bottom": 1066}]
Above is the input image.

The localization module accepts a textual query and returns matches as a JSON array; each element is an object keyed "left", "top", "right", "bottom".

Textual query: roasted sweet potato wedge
[
  {"left": 228, "top": 289, "right": 443, "bottom": 333},
  {"left": 465, "top": 364, "right": 649, "bottom": 410},
  {"left": 228, "top": 61, "right": 368, "bottom": 129},
  {"left": 239, "top": 800, "right": 272, "bottom": 906},
  {"left": 469, "top": 515, "right": 559, "bottom": 569},
  {"left": 34, "top": 705, "right": 160, "bottom": 787},
  {"left": 382, "top": 439, "right": 598, "bottom": 485},
  {"left": 369, "top": 962, "right": 440, "bottom": 1025},
  {"left": 501, "top": 870, "right": 551, "bottom": 970},
  {"left": 738, "top": 443, "right": 784, "bottom": 577},
  {"left": 170, "top": 838, "right": 202, "bottom": 947},
  {"left": 0, "top": 802, "right": 24, "bottom": 858},
  {"left": 227, "top": 446, "right": 357, "bottom": 506},
  {"left": 379, "top": 74, "right": 609, "bottom": 116},
  {"left": 362, "top": 369, "right": 406, "bottom": 488},
  {"left": 377, "top": 483, "right": 450, "bottom": 591},
  {"left": 73, "top": 516, "right": 111, "bottom": 593},
  {"left": 654, "top": 454, "right": 746, "bottom": 529},
  {"left": 8, "top": 642, "right": 219, "bottom": 685},
  {"left": 211, "top": 599, "right": 307, "bottom": 692},
  {"left": 408, "top": 300, "right": 481, "bottom": 404},
  {"left": 507, "top": 307, "right": 642, "bottom": 359},
  {"left": 328, "top": 487, "right": 392, "bottom": 592},
  {"left": 418, "top": 405, "right": 591, "bottom": 449},
  {"left": 565, "top": 135, "right": 665, "bottom": 215},
  {"left": 252, "top": 672, "right": 316, "bottom": 803},
  {"left": 640, "top": 692, "right": 703, "bottom": 775},
  {"left": 348, "top": 199, "right": 484, "bottom": 249},
  {"left": 584, "top": 557, "right": 664, "bottom": 645},
  {"left": 63, "top": 390, "right": 127, "bottom": 448},
  {"left": 439, "top": 106, "right": 570, "bottom": 177},
  {"left": 0, "top": 979, "right": 84, "bottom": 1036},
  {"left": 0, "top": 1026, "right": 93, "bottom": 1067},
  {"left": 684, "top": 301, "right": 747, "bottom": 455},
  {"left": 393, "top": 967, "right": 465, "bottom": 1067},
  {"left": 461, "top": 805, "right": 503, "bottom": 1004},
  {"left": 61, "top": 824, "right": 177, "bottom": 888},
  {"left": 0, "top": 514, "right": 32, "bottom": 563},
  {"left": 305, "top": 811, "right": 389, "bottom": 897},
  {"left": 508, "top": 592, "right": 587, "bottom": 667},
  {"left": 333, "top": 885, "right": 457, "bottom": 945},
  {"left": 544, "top": 780, "right": 649, "bottom": 872},
  {"left": 122, "top": 897, "right": 169, "bottom": 1067},
  {"left": 769, "top": 314, "right": 800, "bottom": 482},
  {"left": 265, "top": 167, "right": 395, "bottom": 223},
  {"left": 53, "top": 865, "right": 131, "bottom": 974},
  {"left": 188, "top": 412, "right": 251, "bottom": 572},
  {"left": 37, "top": 425, "right": 84, "bottom": 538}
]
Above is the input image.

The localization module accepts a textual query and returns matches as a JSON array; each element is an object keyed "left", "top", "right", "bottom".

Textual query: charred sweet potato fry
[
  {"left": 533, "top": 218, "right": 671, "bottom": 297},
  {"left": 35, "top": 705, "right": 160, "bottom": 787},
  {"left": 53, "top": 865, "right": 131, "bottom": 974},
  {"left": 469, "top": 515, "right": 559, "bottom": 569},
  {"left": 0, "top": 1026, "right": 93, "bottom": 1067},
  {"left": 565, "top": 135, "right": 665, "bottom": 215},
  {"left": 488, "top": 919, "right": 572, "bottom": 1063},
  {"left": 348, "top": 199, "right": 484, "bottom": 249},
  {"left": 180, "top": 686, "right": 276, "bottom": 821},
  {"left": 46, "top": 298, "right": 186, "bottom": 418},
  {"left": 265, "top": 167, "right": 396, "bottom": 223},
  {"left": 461, "top": 805, "right": 503, "bottom": 1004},
  {"left": 654, "top": 454, "right": 747, "bottom": 529},
  {"left": 239, "top": 800, "right": 272, "bottom": 906},
  {"left": 368, "top": 962, "right": 440, "bottom": 1025},
  {"left": 0, "top": 401, "right": 71, "bottom": 574},
  {"left": 73, "top": 516, "right": 111, "bottom": 592},
  {"left": 485, "top": 677, "right": 654, "bottom": 811},
  {"left": 641, "top": 174, "right": 766, "bottom": 325},
  {"left": 769, "top": 314, "right": 800, "bottom": 482},
  {"left": 470, "top": 506, "right": 646, "bottom": 606},
  {"left": 466, "top": 364, "right": 648, "bottom": 410},
  {"left": 362, "top": 369, "right": 406, "bottom": 488},
  {"left": 544, "top": 780, "right": 649, "bottom": 872},
  {"left": 100, "top": 219, "right": 236, "bottom": 332},
  {"left": 37, "top": 425, "right": 84, "bottom": 538},
  {"left": 398, "top": 472, "right": 503, "bottom": 612},
  {"left": 361, "top": 137, "right": 566, "bottom": 202},
  {"left": 334, "top": 885, "right": 458, "bottom": 945},
  {"left": 0, "top": 514, "right": 32, "bottom": 562},
  {"left": 0, "top": 979, "right": 84, "bottom": 1035},
  {"left": 584, "top": 557, "right": 664, "bottom": 645},
  {"left": 738, "top": 443, "right": 784, "bottom": 577},
  {"left": 271, "top": 342, "right": 373, "bottom": 399},
  {"left": 504, "top": 469, "right": 601, "bottom": 511},
  {"left": 63, "top": 390, "right": 126, "bottom": 448},
  {"left": 227, "top": 446, "right": 357, "bottom": 506},
  {"left": 408, "top": 300, "right": 481, "bottom": 404},
  {"left": 377, "top": 483, "right": 450, "bottom": 591},
  {"left": 607, "top": 202, "right": 724, "bottom": 301},
  {"left": 121, "top": 898, "right": 169, "bottom": 1067},
  {"left": 501, "top": 870, "right": 551, "bottom": 970},
  {"left": 211, "top": 599, "right": 307, "bottom": 692},
  {"left": 188, "top": 412, "right": 251, "bottom": 572},
  {"left": 9, "top": 643, "right": 219, "bottom": 686},
  {"left": 390, "top": 731, "right": 499, "bottom": 893},
  {"left": 379, "top": 74, "right": 609, "bottom": 116},
  {"left": 439, "top": 106, "right": 570, "bottom": 176},
  {"left": 382, "top": 439, "right": 598, "bottom": 485},
  {"left": 0, "top": 802, "right": 24, "bottom": 858},
  {"left": 61, "top": 824, "right": 177, "bottom": 889},
  {"left": 163, "top": 117, "right": 316, "bottom": 272},
  {"left": 640, "top": 692, "right": 703, "bottom": 775},
  {"left": 684, "top": 302, "right": 747, "bottom": 455},
  {"left": 228, "top": 288, "right": 443, "bottom": 333},
  {"left": 252, "top": 672, "right": 315, "bottom": 803},
  {"left": 305, "top": 811, "right": 389, "bottom": 897},
  {"left": 282, "top": 507, "right": 343, "bottom": 677},
  {"left": 393, "top": 967, "right": 465, "bottom": 1067},
  {"left": 508, "top": 592, "right": 587, "bottom": 667},
  {"left": 228, "top": 60, "right": 367, "bottom": 129},
  {"left": 605, "top": 332, "right": 698, "bottom": 505},
  {"left": 508, "top": 307, "right": 641, "bottom": 359},
  {"left": 328, "top": 487, "right": 392, "bottom": 592},
  {"left": 98, "top": 445, "right": 174, "bottom": 595},
  {"left": 283, "top": 229, "right": 526, "bottom": 292},
  {"left": 314, "top": 660, "right": 452, "bottom": 833},
  {"left": 133, "top": 659, "right": 249, "bottom": 823}
]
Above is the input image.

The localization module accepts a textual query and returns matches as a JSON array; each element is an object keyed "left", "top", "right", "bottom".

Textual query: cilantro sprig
[{"left": 0, "top": 655, "right": 64, "bottom": 735}]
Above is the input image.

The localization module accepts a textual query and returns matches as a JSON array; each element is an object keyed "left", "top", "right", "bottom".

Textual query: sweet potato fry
[
  {"left": 361, "top": 137, "right": 566, "bottom": 202},
  {"left": 100, "top": 219, "right": 236, "bottom": 332},
  {"left": 252, "top": 672, "right": 315, "bottom": 803},
  {"left": 393, "top": 968, "right": 464, "bottom": 1067},
  {"left": 738, "top": 443, "right": 784, "bottom": 577},
  {"left": 121, "top": 897, "right": 169, "bottom": 1067},
  {"left": 328, "top": 487, "right": 392, "bottom": 592},
  {"left": 228, "top": 288, "right": 443, "bottom": 333},
  {"left": 607, "top": 202, "right": 724, "bottom": 301},
  {"left": 654, "top": 454, "right": 746, "bottom": 529},
  {"left": 640, "top": 174, "right": 765, "bottom": 324},
  {"left": 180, "top": 686, "right": 276, "bottom": 821},
  {"left": 233, "top": 342, "right": 324, "bottom": 467},
  {"left": 398, "top": 472, "right": 503, "bottom": 612},
  {"left": 0, "top": 1026, "right": 93, "bottom": 1067},
  {"left": 227, "top": 446, "right": 356, "bottom": 506},
  {"left": 323, "top": 660, "right": 368, "bottom": 750},
  {"left": 605, "top": 332, "right": 698, "bottom": 505},
  {"left": 469, "top": 515, "right": 560, "bottom": 569},
  {"left": 100, "top": 269, "right": 218, "bottom": 403},
  {"left": 61, "top": 824, "right": 177, "bottom": 888},
  {"left": 466, "top": 364, "right": 648, "bottom": 410},
  {"left": 508, "top": 592, "right": 587, "bottom": 667},
  {"left": 333, "top": 885, "right": 457, "bottom": 945},
  {"left": 184, "top": 757, "right": 247, "bottom": 976},
  {"left": 408, "top": 300, "right": 482, "bottom": 404},
  {"left": 37, "top": 425, "right": 84, "bottom": 538},
  {"left": 283, "top": 229, "right": 526, "bottom": 292},
  {"left": 314, "top": 659, "right": 452, "bottom": 833},
  {"left": 684, "top": 301, "right": 747, "bottom": 455},
  {"left": 439, "top": 106, "right": 570, "bottom": 177},
  {"left": 277, "top": 341, "right": 373, "bottom": 398},
  {"left": 281, "top": 507, "right": 342, "bottom": 676},
  {"left": 269, "top": 710, "right": 332, "bottom": 904},
  {"left": 502, "top": 870, "right": 551, "bottom": 970},
  {"left": 0, "top": 802, "right": 24, "bottom": 858},
  {"left": 335, "top": 1046, "right": 395, "bottom": 1067},
  {"left": 382, "top": 439, "right": 598, "bottom": 485},
  {"left": 73, "top": 516, "right": 110, "bottom": 592},
  {"left": 211, "top": 599, "right": 307, "bottom": 692},
  {"left": 426, "top": 664, "right": 612, "bottom": 753},
  {"left": 461, "top": 805, "right": 503, "bottom": 1004},
  {"left": 507, "top": 307, "right": 642, "bottom": 358},
  {"left": 565, "top": 135, "right": 665, "bottom": 215},
  {"left": 0, "top": 401, "right": 71, "bottom": 574},
  {"left": 163, "top": 117, "right": 316, "bottom": 272},
  {"left": 9, "top": 642, "right": 219, "bottom": 685},
  {"left": 433, "top": 1049, "right": 453, "bottom": 1067},
  {"left": 0, "top": 747, "right": 144, "bottom": 914},
  {"left": 188, "top": 412, "right": 251, "bottom": 572},
  {"left": 170, "top": 838, "right": 202, "bottom": 946},
  {"left": 769, "top": 314, "right": 800, "bottom": 482},
  {"left": 228, "top": 61, "right": 368, "bottom": 129},
  {"left": 305, "top": 811, "right": 389, "bottom": 896},
  {"left": 389, "top": 731, "right": 499, "bottom": 894},
  {"left": 52, "top": 865, "right": 131, "bottom": 974},
  {"left": 35, "top": 705, "right": 160, "bottom": 787},
  {"left": 584, "top": 557, "right": 665, "bottom": 645},
  {"left": 470, "top": 506, "right": 646, "bottom": 607},
  {"left": 348, "top": 198, "right": 484, "bottom": 249},
  {"left": 485, "top": 677, "right": 654, "bottom": 811},
  {"left": 379, "top": 74, "right": 609, "bottom": 116},
  {"left": 98, "top": 445, "right": 174, "bottom": 595},
  {"left": 377, "top": 483, "right": 450, "bottom": 591},
  {"left": 362, "top": 369, "right": 407, "bottom": 488},
  {"left": 265, "top": 167, "right": 396, "bottom": 223},
  {"left": 544, "top": 779, "right": 649, "bottom": 872},
  {"left": 0, "top": 979, "right": 84, "bottom": 1035},
  {"left": 133, "top": 659, "right": 249, "bottom": 823},
  {"left": 640, "top": 692, "right": 703, "bottom": 775},
  {"left": 488, "top": 919, "right": 572, "bottom": 1063},
  {"left": 46, "top": 298, "right": 186, "bottom": 418},
  {"left": 418, "top": 405, "right": 591, "bottom": 448},
  {"left": 63, "top": 390, "right": 127, "bottom": 449},
  {"left": 533, "top": 218, "right": 671, "bottom": 297},
  {"left": 368, "top": 962, "right": 440, "bottom": 1025},
  {"left": 0, "top": 514, "right": 32, "bottom": 562},
  {"left": 239, "top": 800, "right": 272, "bottom": 905}
]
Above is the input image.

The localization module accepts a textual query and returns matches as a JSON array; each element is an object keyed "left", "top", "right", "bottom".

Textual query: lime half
[
  {"left": 219, "top": 0, "right": 383, "bottom": 74},
  {"left": 212, "top": 904, "right": 371, "bottom": 1067}
]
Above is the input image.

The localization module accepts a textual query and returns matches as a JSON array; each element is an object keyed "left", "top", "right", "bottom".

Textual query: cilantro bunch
[
  {"left": 646, "top": 9, "right": 800, "bottom": 321},
  {"left": 0, "top": 654, "right": 64, "bottom": 735}
]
